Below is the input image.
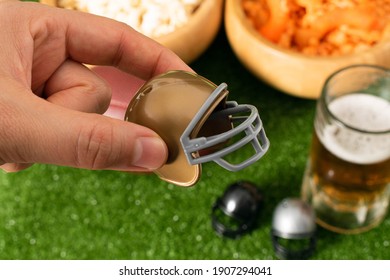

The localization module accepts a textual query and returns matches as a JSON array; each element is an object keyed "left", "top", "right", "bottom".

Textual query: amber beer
[{"left": 302, "top": 92, "right": 390, "bottom": 234}]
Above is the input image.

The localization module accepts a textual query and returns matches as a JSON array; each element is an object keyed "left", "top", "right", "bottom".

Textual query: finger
[
  {"left": 44, "top": 60, "right": 111, "bottom": 114},
  {"left": 27, "top": 2, "right": 193, "bottom": 80},
  {"left": 0, "top": 89, "right": 168, "bottom": 172},
  {"left": 0, "top": 163, "right": 33, "bottom": 173}
]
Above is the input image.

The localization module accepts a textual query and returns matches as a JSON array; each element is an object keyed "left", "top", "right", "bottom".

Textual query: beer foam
[{"left": 319, "top": 93, "right": 390, "bottom": 164}]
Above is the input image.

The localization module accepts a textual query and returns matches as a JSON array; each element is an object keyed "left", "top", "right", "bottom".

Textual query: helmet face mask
[
  {"left": 125, "top": 71, "right": 269, "bottom": 186},
  {"left": 181, "top": 92, "right": 269, "bottom": 171}
]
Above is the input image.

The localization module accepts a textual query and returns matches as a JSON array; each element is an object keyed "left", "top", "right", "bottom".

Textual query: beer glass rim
[{"left": 321, "top": 64, "right": 390, "bottom": 134}]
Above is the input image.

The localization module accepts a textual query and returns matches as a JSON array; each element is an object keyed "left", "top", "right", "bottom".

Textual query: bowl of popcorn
[
  {"left": 225, "top": 0, "right": 390, "bottom": 99},
  {"left": 40, "top": 0, "right": 224, "bottom": 64}
]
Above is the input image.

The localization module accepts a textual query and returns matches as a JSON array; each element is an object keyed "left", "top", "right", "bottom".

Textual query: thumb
[{"left": 0, "top": 91, "right": 167, "bottom": 172}]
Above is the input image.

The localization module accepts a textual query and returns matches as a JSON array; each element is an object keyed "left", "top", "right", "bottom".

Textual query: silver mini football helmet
[
  {"left": 271, "top": 198, "right": 316, "bottom": 259},
  {"left": 125, "top": 71, "right": 269, "bottom": 186}
]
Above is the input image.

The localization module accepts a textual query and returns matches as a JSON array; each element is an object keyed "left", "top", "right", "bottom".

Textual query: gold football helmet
[{"left": 125, "top": 71, "right": 269, "bottom": 186}]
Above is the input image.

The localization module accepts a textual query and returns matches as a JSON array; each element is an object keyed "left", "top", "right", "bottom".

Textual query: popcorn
[{"left": 57, "top": 0, "right": 202, "bottom": 38}]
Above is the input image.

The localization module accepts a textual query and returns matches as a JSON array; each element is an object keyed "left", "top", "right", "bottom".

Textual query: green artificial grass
[{"left": 1, "top": 1, "right": 389, "bottom": 260}]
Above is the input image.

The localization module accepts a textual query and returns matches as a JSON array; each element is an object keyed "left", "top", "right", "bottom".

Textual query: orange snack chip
[{"left": 242, "top": 0, "right": 390, "bottom": 56}]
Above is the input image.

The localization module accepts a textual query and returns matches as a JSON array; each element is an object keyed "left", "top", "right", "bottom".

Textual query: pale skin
[{"left": 0, "top": 0, "right": 192, "bottom": 173}]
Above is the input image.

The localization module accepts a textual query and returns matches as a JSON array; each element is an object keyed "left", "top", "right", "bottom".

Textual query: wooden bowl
[
  {"left": 225, "top": 0, "right": 390, "bottom": 99},
  {"left": 39, "top": 0, "right": 224, "bottom": 64}
]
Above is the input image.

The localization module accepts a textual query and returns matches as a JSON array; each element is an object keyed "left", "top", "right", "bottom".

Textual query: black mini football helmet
[{"left": 212, "top": 181, "right": 264, "bottom": 238}]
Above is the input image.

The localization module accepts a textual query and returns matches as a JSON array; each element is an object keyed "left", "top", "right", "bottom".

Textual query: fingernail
[{"left": 133, "top": 137, "right": 168, "bottom": 170}]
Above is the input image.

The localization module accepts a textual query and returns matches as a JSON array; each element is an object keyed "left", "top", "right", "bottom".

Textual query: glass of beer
[{"left": 301, "top": 65, "right": 390, "bottom": 234}]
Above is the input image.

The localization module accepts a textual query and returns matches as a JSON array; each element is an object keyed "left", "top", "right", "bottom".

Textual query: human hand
[{"left": 0, "top": 0, "right": 192, "bottom": 173}]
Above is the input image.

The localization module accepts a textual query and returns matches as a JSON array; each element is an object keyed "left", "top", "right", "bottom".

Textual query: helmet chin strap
[{"left": 180, "top": 83, "right": 270, "bottom": 171}]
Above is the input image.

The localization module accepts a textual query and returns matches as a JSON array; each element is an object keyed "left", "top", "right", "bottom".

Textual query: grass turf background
[{"left": 1, "top": 0, "right": 389, "bottom": 260}]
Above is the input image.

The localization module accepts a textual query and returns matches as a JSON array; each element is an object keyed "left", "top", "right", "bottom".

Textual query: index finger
[{"left": 30, "top": 2, "right": 193, "bottom": 80}]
